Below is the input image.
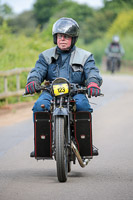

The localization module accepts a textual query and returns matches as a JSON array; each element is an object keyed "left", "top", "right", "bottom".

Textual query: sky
[{"left": 1, "top": 0, "right": 104, "bottom": 14}]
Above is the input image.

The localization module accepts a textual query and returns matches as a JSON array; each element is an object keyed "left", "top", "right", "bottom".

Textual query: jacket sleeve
[
  {"left": 27, "top": 53, "right": 48, "bottom": 84},
  {"left": 83, "top": 54, "right": 103, "bottom": 86}
]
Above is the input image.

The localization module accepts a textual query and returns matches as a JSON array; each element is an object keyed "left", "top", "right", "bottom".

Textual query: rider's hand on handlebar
[
  {"left": 87, "top": 82, "right": 101, "bottom": 98},
  {"left": 25, "top": 81, "right": 40, "bottom": 94}
]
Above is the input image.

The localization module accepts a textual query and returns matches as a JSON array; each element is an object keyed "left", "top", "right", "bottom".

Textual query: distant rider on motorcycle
[
  {"left": 105, "top": 35, "right": 125, "bottom": 71},
  {"left": 25, "top": 17, "right": 103, "bottom": 157}
]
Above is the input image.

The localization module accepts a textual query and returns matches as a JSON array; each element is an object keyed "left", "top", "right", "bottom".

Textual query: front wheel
[
  {"left": 55, "top": 116, "right": 68, "bottom": 182},
  {"left": 111, "top": 59, "right": 115, "bottom": 73}
]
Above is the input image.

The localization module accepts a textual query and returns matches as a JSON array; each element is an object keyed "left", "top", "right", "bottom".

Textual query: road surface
[{"left": 0, "top": 74, "right": 133, "bottom": 200}]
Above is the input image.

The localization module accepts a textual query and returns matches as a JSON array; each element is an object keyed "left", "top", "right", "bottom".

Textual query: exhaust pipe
[{"left": 71, "top": 141, "right": 90, "bottom": 168}]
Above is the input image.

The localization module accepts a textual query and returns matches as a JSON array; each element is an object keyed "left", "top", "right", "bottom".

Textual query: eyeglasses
[{"left": 57, "top": 34, "right": 71, "bottom": 40}]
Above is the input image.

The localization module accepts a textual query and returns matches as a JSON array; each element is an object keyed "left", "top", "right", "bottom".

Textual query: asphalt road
[{"left": 0, "top": 74, "right": 133, "bottom": 200}]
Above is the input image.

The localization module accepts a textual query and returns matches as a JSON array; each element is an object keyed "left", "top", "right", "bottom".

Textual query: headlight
[{"left": 51, "top": 78, "right": 70, "bottom": 96}]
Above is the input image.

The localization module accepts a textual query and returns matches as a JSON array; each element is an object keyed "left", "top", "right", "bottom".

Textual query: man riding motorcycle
[{"left": 25, "top": 17, "right": 103, "bottom": 157}]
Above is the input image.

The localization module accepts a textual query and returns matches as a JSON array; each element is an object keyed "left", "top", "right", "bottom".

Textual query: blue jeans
[{"left": 32, "top": 92, "right": 93, "bottom": 114}]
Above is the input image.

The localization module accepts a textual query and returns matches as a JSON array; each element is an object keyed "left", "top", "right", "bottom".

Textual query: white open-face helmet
[{"left": 112, "top": 35, "right": 120, "bottom": 43}]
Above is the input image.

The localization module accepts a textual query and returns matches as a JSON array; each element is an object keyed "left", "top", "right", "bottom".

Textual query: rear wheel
[{"left": 55, "top": 116, "right": 68, "bottom": 182}]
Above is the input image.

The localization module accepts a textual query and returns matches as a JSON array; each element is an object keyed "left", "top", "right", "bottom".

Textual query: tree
[
  {"left": 103, "top": 0, "right": 133, "bottom": 11},
  {"left": 33, "top": 0, "right": 65, "bottom": 26},
  {"left": 0, "top": 3, "right": 13, "bottom": 18},
  {"left": 8, "top": 11, "right": 37, "bottom": 36},
  {"left": 106, "top": 9, "right": 133, "bottom": 37}
]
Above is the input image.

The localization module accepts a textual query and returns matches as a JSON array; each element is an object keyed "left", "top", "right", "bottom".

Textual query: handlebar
[{"left": 23, "top": 83, "right": 104, "bottom": 97}]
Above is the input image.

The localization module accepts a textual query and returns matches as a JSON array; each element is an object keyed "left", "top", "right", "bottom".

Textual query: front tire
[
  {"left": 68, "top": 161, "right": 71, "bottom": 173},
  {"left": 55, "top": 116, "right": 68, "bottom": 182}
]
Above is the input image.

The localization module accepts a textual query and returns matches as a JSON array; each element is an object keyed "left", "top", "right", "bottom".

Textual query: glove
[
  {"left": 25, "top": 81, "right": 38, "bottom": 94},
  {"left": 87, "top": 82, "right": 101, "bottom": 97}
]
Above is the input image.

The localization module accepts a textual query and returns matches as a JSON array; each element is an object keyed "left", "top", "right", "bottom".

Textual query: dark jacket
[
  {"left": 27, "top": 46, "right": 103, "bottom": 86},
  {"left": 105, "top": 42, "right": 125, "bottom": 57}
]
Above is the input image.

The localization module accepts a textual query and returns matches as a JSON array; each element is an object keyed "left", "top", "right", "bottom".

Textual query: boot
[
  {"left": 93, "top": 146, "right": 99, "bottom": 156},
  {"left": 30, "top": 151, "right": 35, "bottom": 157}
]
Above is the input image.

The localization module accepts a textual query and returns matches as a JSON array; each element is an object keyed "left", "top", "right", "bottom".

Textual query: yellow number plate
[{"left": 53, "top": 83, "right": 69, "bottom": 96}]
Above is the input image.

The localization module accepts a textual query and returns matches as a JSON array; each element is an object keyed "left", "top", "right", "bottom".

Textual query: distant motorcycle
[
  {"left": 106, "top": 53, "right": 121, "bottom": 73},
  {"left": 24, "top": 77, "right": 103, "bottom": 182}
]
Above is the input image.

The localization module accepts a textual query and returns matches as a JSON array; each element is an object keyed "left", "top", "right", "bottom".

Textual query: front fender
[{"left": 53, "top": 107, "right": 68, "bottom": 116}]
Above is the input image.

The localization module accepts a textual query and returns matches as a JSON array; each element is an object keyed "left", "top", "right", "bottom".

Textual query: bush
[{"left": 106, "top": 9, "right": 133, "bottom": 37}]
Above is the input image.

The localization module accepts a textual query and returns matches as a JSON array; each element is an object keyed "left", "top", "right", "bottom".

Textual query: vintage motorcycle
[{"left": 24, "top": 77, "right": 103, "bottom": 182}]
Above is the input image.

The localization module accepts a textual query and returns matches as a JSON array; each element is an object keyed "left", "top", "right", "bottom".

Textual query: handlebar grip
[{"left": 23, "top": 85, "right": 47, "bottom": 97}]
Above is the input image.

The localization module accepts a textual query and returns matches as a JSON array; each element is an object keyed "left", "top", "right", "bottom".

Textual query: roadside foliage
[{"left": 0, "top": 0, "right": 133, "bottom": 104}]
